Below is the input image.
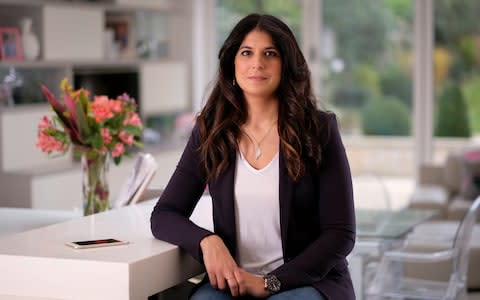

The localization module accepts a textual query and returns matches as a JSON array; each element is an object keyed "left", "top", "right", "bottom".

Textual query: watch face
[{"left": 265, "top": 274, "right": 281, "bottom": 293}]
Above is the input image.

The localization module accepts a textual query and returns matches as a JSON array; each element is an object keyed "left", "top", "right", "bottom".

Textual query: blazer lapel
[
  {"left": 213, "top": 152, "right": 237, "bottom": 254},
  {"left": 279, "top": 147, "right": 294, "bottom": 256}
]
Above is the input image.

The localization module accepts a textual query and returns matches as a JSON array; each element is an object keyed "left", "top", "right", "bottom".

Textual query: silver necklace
[{"left": 242, "top": 120, "right": 277, "bottom": 161}]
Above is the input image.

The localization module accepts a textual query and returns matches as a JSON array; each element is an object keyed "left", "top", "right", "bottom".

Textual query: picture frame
[
  {"left": 105, "top": 15, "right": 136, "bottom": 59},
  {"left": 0, "top": 27, "right": 23, "bottom": 61}
]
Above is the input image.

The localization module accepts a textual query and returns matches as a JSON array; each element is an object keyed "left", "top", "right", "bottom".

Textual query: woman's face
[{"left": 234, "top": 29, "right": 282, "bottom": 100}]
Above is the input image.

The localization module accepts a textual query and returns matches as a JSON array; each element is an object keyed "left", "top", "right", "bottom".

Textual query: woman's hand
[
  {"left": 237, "top": 269, "right": 271, "bottom": 298},
  {"left": 200, "top": 235, "right": 245, "bottom": 296}
]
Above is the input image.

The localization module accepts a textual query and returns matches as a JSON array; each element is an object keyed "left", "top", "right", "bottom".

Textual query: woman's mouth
[{"left": 247, "top": 76, "right": 268, "bottom": 81}]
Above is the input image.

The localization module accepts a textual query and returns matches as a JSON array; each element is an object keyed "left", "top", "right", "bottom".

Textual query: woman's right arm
[
  {"left": 150, "top": 126, "right": 213, "bottom": 261},
  {"left": 151, "top": 126, "right": 247, "bottom": 297}
]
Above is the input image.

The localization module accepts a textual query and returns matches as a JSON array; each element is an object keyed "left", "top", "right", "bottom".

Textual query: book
[{"left": 113, "top": 152, "right": 158, "bottom": 208}]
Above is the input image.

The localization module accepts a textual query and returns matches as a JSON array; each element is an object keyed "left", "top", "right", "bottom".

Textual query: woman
[{"left": 151, "top": 14, "right": 355, "bottom": 300}]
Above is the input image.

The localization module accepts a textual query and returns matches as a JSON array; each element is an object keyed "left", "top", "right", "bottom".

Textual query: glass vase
[{"left": 82, "top": 152, "right": 110, "bottom": 216}]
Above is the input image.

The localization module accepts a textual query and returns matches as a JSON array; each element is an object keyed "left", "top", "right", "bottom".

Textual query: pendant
[{"left": 255, "top": 146, "right": 262, "bottom": 161}]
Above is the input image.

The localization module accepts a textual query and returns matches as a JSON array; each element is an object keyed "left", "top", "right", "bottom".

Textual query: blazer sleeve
[
  {"left": 270, "top": 114, "right": 356, "bottom": 290},
  {"left": 150, "top": 125, "right": 213, "bottom": 262}
]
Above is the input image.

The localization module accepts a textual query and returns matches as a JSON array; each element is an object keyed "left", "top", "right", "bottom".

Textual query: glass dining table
[
  {"left": 356, "top": 208, "right": 438, "bottom": 239},
  {"left": 349, "top": 208, "right": 438, "bottom": 300}
]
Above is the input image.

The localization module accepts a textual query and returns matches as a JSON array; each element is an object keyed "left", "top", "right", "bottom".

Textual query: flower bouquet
[{"left": 36, "top": 78, "right": 143, "bottom": 215}]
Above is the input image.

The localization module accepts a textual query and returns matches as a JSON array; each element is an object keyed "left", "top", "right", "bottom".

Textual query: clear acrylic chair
[
  {"left": 366, "top": 196, "right": 480, "bottom": 300},
  {"left": 350, "top": 173, "right": 393, "bottom": 294},
  {"left": 352, "top": 173, "right": 392, "bottom": 211}
]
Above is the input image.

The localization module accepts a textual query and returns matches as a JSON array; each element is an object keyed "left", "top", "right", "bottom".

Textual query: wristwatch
[{"left": 263, "top": 274, "right": 281, "bottom": 294}]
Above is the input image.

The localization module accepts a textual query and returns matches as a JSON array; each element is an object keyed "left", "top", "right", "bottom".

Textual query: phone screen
[
  {"left": 73, "top": 239, "right": 122, "bottom": 246},
  {"left": 66, "top": 238, "right": 129, "bottom": 249}
]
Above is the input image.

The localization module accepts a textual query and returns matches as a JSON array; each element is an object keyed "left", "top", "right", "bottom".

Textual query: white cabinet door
[
  {"left": 0, "top": 106, "right": 71, "bottom": 172},
  {"left": 140, "top": 61, "right": 189, "bottom": 115},
  {"left": 43, "top": 5, "right": 103, "bottom": 60}
]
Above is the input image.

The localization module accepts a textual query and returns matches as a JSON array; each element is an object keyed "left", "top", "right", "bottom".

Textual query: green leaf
[
  {"left": 113, "top": 156, "right": 121, "bottom": 165},
  {"left": 109, "top": 113, "right": 124, "bottom": 127},
  {"left": 91, "top": 133, "right": 103, "bottom": 149},
  {"left": 122, "top": 125, "right": 142, "bottom": 136},
  {"left": 87, "top": 149, "right": 98, "bottom": 160},
  {"left": 76, "top": 92, "right": 91, "bottom": 138},
  {"left": 73, "top": 148, "right": 83, "bottom": 160},
  {"left": 133, "top": 140, "right": 144, "bottom": 148},
  {"left": 52, "top": 115, "right": 68, "bottom": 129}
]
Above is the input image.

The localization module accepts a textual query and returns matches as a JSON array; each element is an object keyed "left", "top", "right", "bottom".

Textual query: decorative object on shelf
[
  {"left": 0, "top": 67, "right": 23, "bottom": 106},
  {"left": 135, "top": 11, "right": 169, "bottom": 59},
  {"left": 20, "top": 18, "right": 40, "bottom": 61},
  {"left": 36, "top": 78, "right": 144, "bottom": 215},
  {"left": 0, "top": 27, "right": 23, "bottom": 61},
  {"left": 103, "top": 28, "right": 119, "bottom": 60},
  {"left": 105, "top": 15, "right": 136, "bottom": 59}
]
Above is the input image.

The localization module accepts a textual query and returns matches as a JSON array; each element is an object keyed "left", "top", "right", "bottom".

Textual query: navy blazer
[{"left": 151, "top": 113, "right": 356, "bottom": 300}]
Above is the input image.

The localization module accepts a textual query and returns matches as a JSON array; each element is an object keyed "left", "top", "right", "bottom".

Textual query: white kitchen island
[{"left": 0, "top": 197, "right": 213, "bottom": 300}]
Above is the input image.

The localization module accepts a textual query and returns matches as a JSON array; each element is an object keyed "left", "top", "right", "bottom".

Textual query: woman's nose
[{"left": 251, "top": 54, "right": 265, "bottom": 69}]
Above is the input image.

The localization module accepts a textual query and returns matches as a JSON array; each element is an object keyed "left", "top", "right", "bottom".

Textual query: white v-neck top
[{"left": 233, "top": 151, "right": 284, "bottom": 275}]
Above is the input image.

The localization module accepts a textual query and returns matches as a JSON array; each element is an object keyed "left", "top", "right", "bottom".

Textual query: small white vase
[{"left": 20, "top": 17, "right": 40, "bottom": 61}]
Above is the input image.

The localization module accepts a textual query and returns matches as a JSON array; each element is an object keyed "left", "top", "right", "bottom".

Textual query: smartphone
[{"left": 65, "top": 238, "right": 129, "bottom": 249}]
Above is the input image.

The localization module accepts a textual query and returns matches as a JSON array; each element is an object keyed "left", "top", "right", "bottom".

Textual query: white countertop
[
  {"left": 0, "top": 208, "right": 81, "bottom": 237},
  {"left": 0, "top": 196, "right": 213, "bottom": 300}
]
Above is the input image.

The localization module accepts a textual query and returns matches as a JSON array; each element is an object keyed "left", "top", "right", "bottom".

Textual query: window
[
  {"left": 216, "top": 0, "right": 302, "bottom": 50},
  {"left": 433, "top": 0, "right": 480, "bottom": 162},
  {"left": 322, "top": 0, "right": 414, "bottom": 137},
  {"left": 319, "top": 0, "right": 416, "bottom": 176}
]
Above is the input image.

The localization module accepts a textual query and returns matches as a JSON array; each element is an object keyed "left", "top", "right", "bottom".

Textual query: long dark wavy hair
[{"left": 197, "top": 13, "right": 328, "bottom": 182}]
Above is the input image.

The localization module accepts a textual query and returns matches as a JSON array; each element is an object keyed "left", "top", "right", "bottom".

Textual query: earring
[{"left": 233, "top": 78, "right": 236, "bottom": 86}]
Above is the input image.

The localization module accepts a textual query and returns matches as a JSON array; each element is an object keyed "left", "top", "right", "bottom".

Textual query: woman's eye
[
  {"left": 265, "top": 51, "right": 278, "bottom": 57},
  {"left": 240, "top": 50, "right": 251, "bottom": 56}
]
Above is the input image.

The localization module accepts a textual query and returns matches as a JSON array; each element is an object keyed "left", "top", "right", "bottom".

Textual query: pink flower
[
  {"left": 110, "top": 100, "right": 123, "bottom": 113},
  {"left": 118, "top": 93, "right": 132, "bottom": 103},
  {"left": 36, "top": 131, "right": 66, "bottom": 153},
  {"left": 91, "top": 96, "right": 113, "bottom": 122},
  {"left": 123, "top": 112, "right": 142, "bottom": 127},
  {"left": 119, "top": 130, "right": 134, "bottom": 145},
  {"left": 100, "top": 128, "right": 112, "bottom": 145},
  {"left": 38, "top": 116, "right": 53, "bottom": 130},
  {"left": 111, "top": 143, "right": 125, "bottom": 158}
]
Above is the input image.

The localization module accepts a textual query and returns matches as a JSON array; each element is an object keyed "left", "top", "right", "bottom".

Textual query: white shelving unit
[{"left": 0, "top": 0, "right": 193, "bottom": 210}]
